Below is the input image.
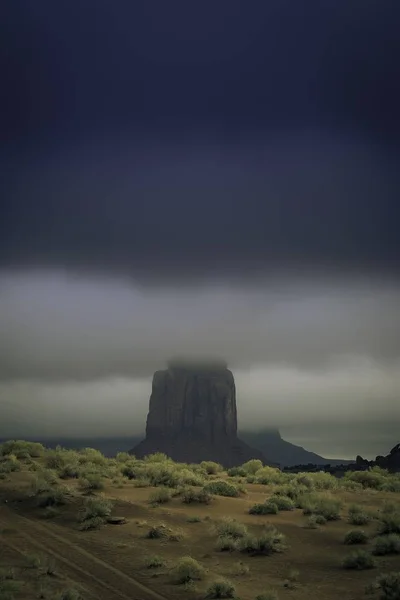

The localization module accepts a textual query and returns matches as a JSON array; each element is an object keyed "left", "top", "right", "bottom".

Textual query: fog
[{"left": 1, "top": 271, "right": 399, "bottom": 458}]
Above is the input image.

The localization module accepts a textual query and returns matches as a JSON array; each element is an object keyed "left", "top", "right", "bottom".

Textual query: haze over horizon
[{"left": 1, "top": 1, "right": 399, "bottom": 461}]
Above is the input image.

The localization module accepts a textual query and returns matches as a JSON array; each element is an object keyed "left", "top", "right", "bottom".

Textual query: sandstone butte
[{"left": 131, "top": 359, "right": 278, "bottom": 468}]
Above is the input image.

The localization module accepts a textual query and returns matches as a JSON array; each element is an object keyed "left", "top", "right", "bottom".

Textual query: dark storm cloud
[
  {"left": 1, "top": 132, "right": 399, "bottom": 282},
  {"left": 1, "top": 1, "right": 399, "bottom": 282}
]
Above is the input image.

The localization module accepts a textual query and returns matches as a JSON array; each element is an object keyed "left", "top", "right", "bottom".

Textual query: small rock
[{"left": 106, "top": 516, "right": 127, "bottom": 525}]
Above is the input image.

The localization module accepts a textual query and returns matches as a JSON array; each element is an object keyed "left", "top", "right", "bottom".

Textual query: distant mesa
[{"left": 131, "top": 359, "right": 273, "bottom": 468}]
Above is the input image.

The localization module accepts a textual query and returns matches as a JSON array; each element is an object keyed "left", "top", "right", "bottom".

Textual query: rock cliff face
[
  {"left": 356, "top": 443, "right": 400, "bottom": 472},
  {"left": 131, "top": 361, "right": 269, "bottom": 468}
]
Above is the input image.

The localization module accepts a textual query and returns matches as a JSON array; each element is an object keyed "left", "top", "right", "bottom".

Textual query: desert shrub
[
  {"left": 307, "top": 471, "right": 338, "bottom": 490},
  {"left": 79, "top": 497, "right": 112, "bottom": 529},
  {"left": 249, "top": 502, "right": 278, "bottom": 515},
  {"left": 239, "top": 525, "right": 286, "bottom": 556},
  {"left": 344, "top": 529, "right": 368, "bottom": 545},
  {"left": 216, "top": 518, "right": 248, "bottom": 539},
  {"left": 227, "top": 467, "right": 246, "bottom": 477},
  {"left": 344, "top": 469, "right": 386, "bottom": 490},
  {"left": 144, "top": 452, "right": 171, "bottom": 463},
  {"left": 300, "top": 493, "right": 342, "bottom": 520},
  {"left": 339, "top": 479, "right": 364, "bottom": 492},
  {"left": 206, "top": 579, "right": 236, "bottom": 598},
  {"left": 246, "top": 475, "right": 256, "bottom": 484},
  {"left": 36, "top": 485, "right": 69, "bottom": 508},
  {"left": 181, "top": 487, "right": 212, "bottom": 504},
  {"left": 255, "top": 466, "right": 284, "bottom": 485},
  {"left": 78, "top": 474, "right": 104, "bottom": 493},
  {"left": 305, "top": 514, "right": 327, "bottom": 528},
  {"left": 216, "top": 536, "right": 239, "bottom": 552},
  {"left": 203, "top": 480, "right": 239, "bottom": 497},
  {"left": 272, "top": 483, "right": 306, "bottom": 500},
  {"left": 241, "top": 459, "right": 263, "bottom": 475},
  {"left": 172, "top": 556, "right": 204, "bottom": 584},
  {"left": 0, "top": 440, "right": 44, "bottom": 458},
  {"left": 366, "top": 572, "right": 400, "bottom": 600},
  {"left": 176, "top": 468, "right": 205, "bottom": 487},
  {"left": 268, "top": 495, "right": 295, "bottom": 511},
  {"left": 372, "top": 534, "right": 400, "bottom": 556},
  {"left": 145, "top": 524, "right": 180, "bottom": 540},
  {"left": 77, "top": 448, "right": 107, "bottom": 466},
  {"left": 201, "top": 461, "right": 223, "bottom": 475},
  {"left": 116, "top": 452, "right": 131, "bottom": 462},
  {"left": 0, "top": 455, "right": 21, "bottom": 474},
  {"left": 294, "top": 474, "right": 314, "bottom": 489},
  {"left": 377, "top": 514, "right": 400, "bottom": 535},
  {"left": 348, "top": 504, "right": 372, "bottom": 526},
  {"left": 145, "top": 555, "right": 165, "bottom": 568},
  {"left": 187, "top": 515, "right": 202, "bottom": 523},
  {"left": 58, "top": 462, "right": 80, "bottom": 479},
  {"left": 342, "top": 549, "right": 376, "bottom": 570},
  {"left": 149, "top": 487, "right": 173, "bottom": 504}
]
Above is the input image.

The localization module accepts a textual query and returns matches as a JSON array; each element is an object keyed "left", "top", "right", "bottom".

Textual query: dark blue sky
[{"left": 1, "top": 0, "right": 399, "bottom": 282}]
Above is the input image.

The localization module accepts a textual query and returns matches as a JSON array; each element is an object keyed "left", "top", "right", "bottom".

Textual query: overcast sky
[{"left": 1, "top": 1, "right": 399, "bottom": 459}]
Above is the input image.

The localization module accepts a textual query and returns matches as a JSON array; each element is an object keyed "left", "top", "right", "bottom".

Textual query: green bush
[
  {"left": 206, "top": 579, "right": 236, "bottom": 598},
  {"left": 78, "top": 474, "right": 104, "bottom": 493},
  {"left": 203, "top": 480, "right": 239, "bottom": 497},
  {"left": 342, "top": 549, "right": 375, "bottom": 570},
  {"left": 249, "top": 502, "right": 278, "bottom": 515},
  {"left": 81, "top": 498, "right": 113, "bottom": 523},
  {"left": 116, "top": 452, "right": 131, "bottom": 462},
  {"left": 215, "top": 518, "right": 248, "bottom": 539},
  {"left": 344, "top": 529, "right": 368, "bottom": 545},
  {"left": 241, "top": 459, "right": 263, "bottom": 475},
  {"left": 201, "top": 461, "right": 223, "bottom": 475},
  {"left": 58, "top": 462, "right": 80, "bottom": 479},
  {"left": 268, "top": 495, "right": 295, "bottom": 511},
  {"left": 348, "top": 504, "right": 372, "bottom": 526},
  {"left": 0, "top": 440, "right": 44, "bottom": 458},
  {"left": 172, "top": 556, "right": 205, "bottom": 584},
  {"left": 227, "top": 467, "right": 246, "bottom": 477},
  {"left": 148, "top": 487, "right": 173, "bottom": 504},
  {"left": 366, "top": 572, "right": 400, "bottom": 599},
  {"left": 36, "top": 485, "right": 69, "bottom": 508},
  {"left": 145, "top": 555, "right": 165, "bottom": 568},
  {"left": 0, "top": 456, "right": 21, "bottom": 474},
  {"left": 181, "top": 487, "right": 212, "bottom": 504},
  {"left": 239, "top": 525, "right": 286, "bottom": 556},
  {"left": 377, "top": 514, "right": 400, "bottom": 535},
  {"left": 300, "top": 493, "right": 342, "bottom": 521},
  {"left": 144, "top": 452, "right": 171, "bottom": 463},
  {"left": 344, "top": 469, "right": 386, "bottom": 490},
  {"left": 372, "top": 534, "right": 400, "bottom": 556},
  {"left": 216, "top": 536, "right": 239, "bottom": 552},
  {"left": 305, "top": 514, "right": 327, "bottom": 528},
  {"left": 255, "top": 467, "right": 284, "bottom": 485}
]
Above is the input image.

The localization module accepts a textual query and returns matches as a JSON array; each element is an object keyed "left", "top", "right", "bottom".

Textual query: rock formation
[
  {"left": 356, "top": 443, "right": 400, "bottom": 472},
  {"left": 131, "top": 360, "right": 270, "bottom": 468}
]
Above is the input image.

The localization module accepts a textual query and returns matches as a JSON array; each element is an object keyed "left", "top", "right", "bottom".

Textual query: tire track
[
  {"left": 0, "top": 507, "right": 168, "bottom": 600},
  {"left": 0, "top": 532, "right": 93, "bottom": 599}
]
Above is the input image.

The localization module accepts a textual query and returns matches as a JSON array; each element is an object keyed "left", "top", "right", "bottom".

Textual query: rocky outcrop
[
  {"left": 131, "top": 360, "right": 270, "bottom": 468},
  {"left": 356, "top": 443, "right": 400, "bottom": 472}
]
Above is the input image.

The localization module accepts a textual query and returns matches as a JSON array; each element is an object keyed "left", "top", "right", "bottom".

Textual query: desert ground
[{"left": 0, "top": 442, "right": 399, "bottom": 600}]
